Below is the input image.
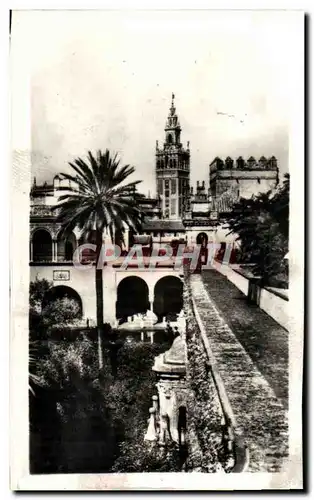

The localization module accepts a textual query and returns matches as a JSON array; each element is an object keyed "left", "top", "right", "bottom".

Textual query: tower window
[
  {"left": 167, "top": 134, "right": 173, "bottom": 144},
  {"left": 171, "top": 199, "right": 176, "bottom": 215},
  {"left": 171, "top": 179, "right": 176, "bottom": 194}
]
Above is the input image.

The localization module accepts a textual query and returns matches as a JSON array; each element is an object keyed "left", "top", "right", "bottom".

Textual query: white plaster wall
[
  {"left": 30, "top": 265, "right": 183, "bottom": 324},
  {"left": 259, "top": 288, "right": 289, "bottom": 332},
  {"left": 186, "top": 226, "right": 237, "bottom": 246},
  {"left": 213, "top": 263, "right": 289, "bottom": 330},
  {"left": 30, "top": 265, "right": 97, "bottom": 321},
  {"left": 216, "top": 264, "right": 249, "bottom": 295}
]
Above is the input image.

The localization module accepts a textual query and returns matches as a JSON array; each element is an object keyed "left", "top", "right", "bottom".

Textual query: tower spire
[{"left": 170, "top": 93, "right": 175, "bottom": 114}]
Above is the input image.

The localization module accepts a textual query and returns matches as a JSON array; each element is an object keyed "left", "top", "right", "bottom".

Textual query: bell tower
[{"left": 155, "top": 94, "right": 190, "bottom": 219}]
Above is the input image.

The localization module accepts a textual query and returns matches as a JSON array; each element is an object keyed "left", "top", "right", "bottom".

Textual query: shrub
[
  {"left": 29, "top": 276, "right": 83, "bottom": 341},
  {"left": 35, "top": 335, "right": 98, "bottom": 390},
  {"left": 43, "top": 297, "right": 82, "bottom": 330},
  {"left": 111, "top": 432, "right": 182, "bottom": 472},
  {"left": 30, "top": 335, "right": 181, "bottom": 473}
]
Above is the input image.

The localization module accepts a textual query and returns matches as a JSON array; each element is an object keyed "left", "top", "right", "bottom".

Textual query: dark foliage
[
  {"left": 29, "top": 336, "right": 179, "bottom": 474},
  {"left": 226, "top": 174, "right": 289, "bottom": 287}
]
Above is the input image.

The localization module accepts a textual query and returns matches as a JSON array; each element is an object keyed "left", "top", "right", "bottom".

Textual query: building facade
[{"left": 29, "top": 94, "right": 281, "bottom": 323}]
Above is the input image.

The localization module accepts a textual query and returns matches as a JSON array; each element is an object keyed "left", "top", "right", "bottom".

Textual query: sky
[{"left": 13, "top": 10, "right": 298, "bottom": 196}]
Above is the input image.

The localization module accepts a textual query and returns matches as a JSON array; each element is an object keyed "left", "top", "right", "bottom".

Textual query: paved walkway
[
  {"left": 201, "top": 269, "right": 288, "bottom": 407},
  {"left": 190, "top": 273, "right": 288, "bottom": 472}
]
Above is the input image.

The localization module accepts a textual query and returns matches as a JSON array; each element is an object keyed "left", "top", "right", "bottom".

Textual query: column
[
  {"left": 52, "top": 239, "right": 55, "bottom": 262},
  {"left": 30, "top": 241, "right": 33, "bottom": 262},
  {"left": 149, "top": 289, "right": 154, "bottom": 312},
  {"left": 55, "top": 240, "right": 58, "bottom": 262}
]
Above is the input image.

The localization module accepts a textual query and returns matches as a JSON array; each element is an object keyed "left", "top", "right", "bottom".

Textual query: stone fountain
[{"left": 144, "top": 312, "right": 188, "bottom": 445}]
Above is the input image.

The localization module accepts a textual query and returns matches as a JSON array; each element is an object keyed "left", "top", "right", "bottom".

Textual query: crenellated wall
[{"left": 209, "top": 155, "right": 279, "bottom": 203}]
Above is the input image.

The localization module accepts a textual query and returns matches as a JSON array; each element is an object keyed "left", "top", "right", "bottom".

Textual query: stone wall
[
  {"left": 183, "top": 267, "right": 245, "bottom": 472},
  {"left": 213, "top": 263, "right": 289, "bottom": 331}
]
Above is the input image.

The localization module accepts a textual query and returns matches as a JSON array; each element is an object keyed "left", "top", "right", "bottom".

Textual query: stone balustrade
[{"left": 30, "top": 205, "right": 60, "bottom": 218}]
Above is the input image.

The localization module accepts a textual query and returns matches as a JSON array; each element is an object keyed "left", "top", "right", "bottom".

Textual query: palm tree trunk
[{"left": 95, "top": 232, "right": 104, "bottom": 371}]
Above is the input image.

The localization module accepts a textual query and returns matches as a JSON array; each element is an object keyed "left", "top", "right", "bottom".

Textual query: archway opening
[
  {"left": 57, "top": 231, "right": 77, "bottom": 262},
  {"left": 196, "top": 232, "right": 208, "bottom": 249},
  {"left": 42, "top": 285, "right": 83, "bottom": 318},
  {"left": 32, "top": 229, "right": 53, "bottom": 262},
  {"left": 78, "top": 230, "right": 97, "bottom": 263},
  {"left": 153, "top": 276, "right": 183, "bottom": 321},
  {"left": 116, "top": 276, "right": 149, "bottom": 321}
]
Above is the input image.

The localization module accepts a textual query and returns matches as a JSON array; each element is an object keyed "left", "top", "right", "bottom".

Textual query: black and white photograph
[{"left": 10, "top": 8, "right": 304, "bottom": 491}]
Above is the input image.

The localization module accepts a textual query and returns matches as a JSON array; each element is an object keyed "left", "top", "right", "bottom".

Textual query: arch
[
  {"left": 57, "top": 230, "right": 77, "bottom": 262},
  {"left": 196, "top": 232, "right": 208, "bottom": 248},
  {"left": 32, "top": 228, "right": 53, "bottom": 262},
  {"left": 153, "top": 276, "right": 183, "bottom": 321},
  {"left": 78, "top": 230, "right": 97, "bottom": 262},
  {"left": 167, "top": 134, "right": 173, "bottom": 144},
  {"left": 116, "top": 276, "right": 149, "bottom": 320},
  {"left": 42, "top": 285, "right": 83, "bottom": 317}
]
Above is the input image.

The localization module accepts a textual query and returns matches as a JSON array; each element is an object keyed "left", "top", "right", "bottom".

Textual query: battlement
[
  {"left": 30, "top": 175, "right": 77, "bottom": 198},
  {"left": 209, "top": 155, "right": 278, "bottom": 174}
]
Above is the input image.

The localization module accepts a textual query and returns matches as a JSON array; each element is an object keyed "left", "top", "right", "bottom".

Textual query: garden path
[
  {"left": 190, "top": 273, "right": 288, "bottom": 472},
  {"left": 201, "top": 269, "right": 288, "bottom": 406}
]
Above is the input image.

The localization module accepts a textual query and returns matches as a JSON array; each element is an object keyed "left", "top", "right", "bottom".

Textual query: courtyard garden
[{"left": 29, "top": 333, "right": 188, "bottom": 473}]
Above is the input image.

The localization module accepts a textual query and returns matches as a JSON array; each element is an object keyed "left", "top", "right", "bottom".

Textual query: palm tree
[{"left": 54, "top": 150, "right": 143, "bottom": 371}]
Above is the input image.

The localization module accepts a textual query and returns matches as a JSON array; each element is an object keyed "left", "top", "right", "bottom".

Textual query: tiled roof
[
  {"left": 142, "top": 219, "right": 185, "bottom": 231},
  {"left": 133, "top": 235, "right": 152, "bottom": 245}
]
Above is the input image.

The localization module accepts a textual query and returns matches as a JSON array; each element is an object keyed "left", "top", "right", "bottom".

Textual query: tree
[
  {"left": 29, "top": 277, "right": 52, "bottom": 313},
  {"left": 54, "top": 150, "right": 143, "bottom": 371},
  {"left": 227, "top": 176, "right": 289, "bottom": 287},
  {"left": 29, "top": 278, "right": 53, "bottom": 342},
  {"left": 270, "top": 173, "right": 290, "bottom": 239}
]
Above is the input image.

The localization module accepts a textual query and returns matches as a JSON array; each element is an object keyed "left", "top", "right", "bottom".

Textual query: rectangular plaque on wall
[{"left": 53, "top": 270, "right": 70, "bottom": 281}]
